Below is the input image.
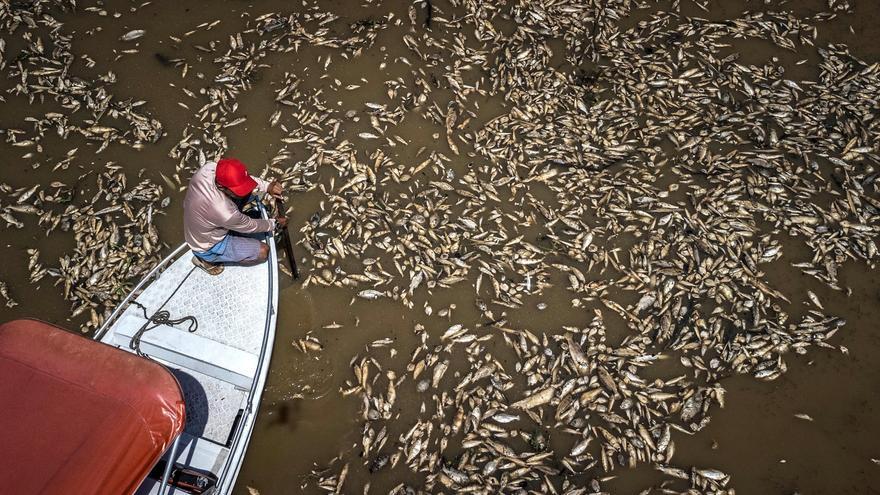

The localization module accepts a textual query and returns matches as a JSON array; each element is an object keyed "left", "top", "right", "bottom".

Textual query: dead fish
[
  {"left": 491, "top": 413, "right": 520, "bottom": 424},
  {"left": 511, "top": 388, "right": 554, "bottom": 410},
  {"left": 806, "top": 290, "right": 823, "bottom": 309},
  {"left": 357, "top": 289, "right": 385, "bottom": 300},
  {"left": 120, "top": 29, "right": 146, "bottom": 41}
]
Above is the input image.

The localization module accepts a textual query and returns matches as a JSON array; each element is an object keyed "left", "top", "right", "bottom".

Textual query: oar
[{"left": 275, "top": 196, "right": 299, "bottom": 279}]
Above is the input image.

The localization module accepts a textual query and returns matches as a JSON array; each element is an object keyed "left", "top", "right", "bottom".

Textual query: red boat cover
[{"left": 0, "top": 319, "right": 186, "bottom": 495}]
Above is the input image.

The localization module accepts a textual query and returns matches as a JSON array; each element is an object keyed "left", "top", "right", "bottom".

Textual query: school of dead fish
[
  {"left": 0, "top": 0, "right": 877, "bottom": 493},
  {"left": 0, "top": 1, "right": 167, "bottom": 331}
]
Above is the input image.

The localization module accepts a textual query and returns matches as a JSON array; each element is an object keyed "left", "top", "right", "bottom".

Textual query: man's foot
[{"left": 192, "top": 256, "right": 224, "bottom": 275}]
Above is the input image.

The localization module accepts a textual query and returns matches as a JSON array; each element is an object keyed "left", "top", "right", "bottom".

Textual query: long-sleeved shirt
[{"left": 183, "top": 161, "right": 275, "bottom": 252}]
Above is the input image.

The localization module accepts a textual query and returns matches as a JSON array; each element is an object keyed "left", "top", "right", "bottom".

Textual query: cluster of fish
[
  {"left": 1, "top": 1, "right": 163, "bottom": 162},
  {"left": 168, "top": 9, "right": 388, "bottom": 186},
  {"left": 1, "top": 164, "right": 167, "bottom": 331},
  {"left": 295, "top": 0, "right": 875, "bottom": 493},
  {"left": 0, "top": 0, "right": 876, "bottom": 492},
  {"left": 1, "top": 1, "right": 168, "bottom": 332},
  {"left": 315, "top": 311, "right": 735, "bottom": 494}
]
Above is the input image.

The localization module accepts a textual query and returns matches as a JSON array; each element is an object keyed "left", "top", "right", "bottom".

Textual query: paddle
[{"left": 275, "top": 196, "right": 299, "bottom": 279}]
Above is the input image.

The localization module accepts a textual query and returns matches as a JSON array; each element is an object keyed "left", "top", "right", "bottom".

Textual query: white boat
[
  {"left": 0, "top": 205, "right": 277, "bottom": 494},
  {"left": 93, "top": 204, "right": 279, "bottom": 494}
]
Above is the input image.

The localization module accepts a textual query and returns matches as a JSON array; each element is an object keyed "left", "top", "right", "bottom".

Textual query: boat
[{"left": 0, "top": 204, "right": 279, "bottom": 495}]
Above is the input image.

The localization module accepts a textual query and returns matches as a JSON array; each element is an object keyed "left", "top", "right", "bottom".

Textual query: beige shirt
[{"left": 183, "top": 161, "right": 274, "bottom": 252}]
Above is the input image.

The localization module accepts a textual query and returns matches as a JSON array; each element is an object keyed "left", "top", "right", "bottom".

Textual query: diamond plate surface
[
  {"left": 170, "top": 367, "right": 246, "bottom": 444},
  {"left": 120, "top": 249, "right": 270, "bottom": 355},
  {"left": 108, "top": 246, "right": 272, "bottom": 446}
]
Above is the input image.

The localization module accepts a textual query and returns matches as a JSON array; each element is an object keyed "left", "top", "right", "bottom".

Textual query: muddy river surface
[{"left": 1, "top": 0, "right": 879, "bottom": 494}]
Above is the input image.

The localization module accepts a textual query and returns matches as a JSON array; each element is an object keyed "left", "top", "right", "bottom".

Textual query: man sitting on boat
[{"left": 183, "top": 157, "right": 286, "bottom": 275}]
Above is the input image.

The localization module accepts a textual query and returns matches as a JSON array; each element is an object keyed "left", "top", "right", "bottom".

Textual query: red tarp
[{"left": 0, "top": 319, "right": 186, "bottom": 495}]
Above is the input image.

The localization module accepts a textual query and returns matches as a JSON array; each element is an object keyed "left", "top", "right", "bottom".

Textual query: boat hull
[{"left": 96, "top": 216, "right": 278, "bottom": 495}]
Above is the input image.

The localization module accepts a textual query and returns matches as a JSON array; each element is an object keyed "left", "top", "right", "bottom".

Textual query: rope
[{"left": 128, "top": 266, "right": 199, "bottom": 358}]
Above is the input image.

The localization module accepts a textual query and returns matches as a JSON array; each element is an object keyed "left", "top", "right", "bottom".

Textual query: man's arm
[{"left": 221, "top": 208, "right": 275, "bottom": 234}]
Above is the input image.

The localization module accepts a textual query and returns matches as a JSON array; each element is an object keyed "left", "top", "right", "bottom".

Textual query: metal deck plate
[
  {"left": 120, "top": 251, "right": 269, "bottom": 355},
  {"left": 101, "top": 240, "right": 278, "bottom": 493},
  {"left": 107, "top": 247, "right": 271, "bottom": 446},
  {"left": 170, "top": 366, "right": 247, "bottom": 445}
]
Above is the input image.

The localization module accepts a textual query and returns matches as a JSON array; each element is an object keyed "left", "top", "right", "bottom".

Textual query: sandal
[{"left": 192, "top": 256, "right": 224, "bottom": 275}]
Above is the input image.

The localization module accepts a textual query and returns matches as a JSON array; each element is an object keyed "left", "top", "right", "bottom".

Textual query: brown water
[{"left": 1, "top": 1, "right": 879, "bottom": 494}]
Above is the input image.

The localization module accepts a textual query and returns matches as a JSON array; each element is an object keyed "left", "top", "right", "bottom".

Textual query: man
[{"left": 183, "top": 157, "right": 287, "bottom": 275}]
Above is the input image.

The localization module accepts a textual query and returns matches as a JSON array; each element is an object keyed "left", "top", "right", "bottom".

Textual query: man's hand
[
  {"left": 275, "top": 215, "right": 288, "bottom": 228},
  {"left": 267, "top": 180, "right": 284, "bottom": 198}
]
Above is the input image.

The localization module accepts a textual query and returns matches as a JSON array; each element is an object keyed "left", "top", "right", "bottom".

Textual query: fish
[
  {"left": 490, "top": 413, "right": 519, "bottom": 424},
  {"left": 120, "top": 29, "right": 146, "bottom": 41},
  {"left": 511, "top": 387, "right": 555, "bottom": 410},
  {"left": 357, "top": 289, "right": 385, "bottom": 300}
]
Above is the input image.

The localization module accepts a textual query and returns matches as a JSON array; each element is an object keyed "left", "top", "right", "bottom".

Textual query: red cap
[{"left": 215, "top": 158, "right": 258, "bottom": 197}]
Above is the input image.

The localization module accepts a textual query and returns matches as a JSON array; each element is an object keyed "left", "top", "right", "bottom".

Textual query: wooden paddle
[{"left": 275, "top": 196, "right": 299, "bottom": 279}]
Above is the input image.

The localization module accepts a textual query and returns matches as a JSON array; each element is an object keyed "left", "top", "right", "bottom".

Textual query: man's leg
[
  {"left": 210, "top": 234, "right": 267, "bottom": 266},
  {"left": 239, "top": 242, "right": 269, "bottom": 266}
]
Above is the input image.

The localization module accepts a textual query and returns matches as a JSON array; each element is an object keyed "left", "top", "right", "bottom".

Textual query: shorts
[{"left": 193, "top": 232, "right": 264, "bottom": 264}]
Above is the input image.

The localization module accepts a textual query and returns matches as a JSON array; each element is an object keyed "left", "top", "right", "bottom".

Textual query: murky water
[{"left": 1, "top": 0, "right": 879, "bottom": 493}]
